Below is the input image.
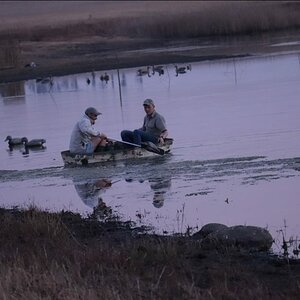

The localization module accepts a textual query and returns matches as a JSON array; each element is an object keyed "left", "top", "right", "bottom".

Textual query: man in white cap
[
  {"left": 121, "top": 99, "right": 168, "bottom": 145},
  {"left": 69, "top": 107, "right": 108, "bottom": 154}
]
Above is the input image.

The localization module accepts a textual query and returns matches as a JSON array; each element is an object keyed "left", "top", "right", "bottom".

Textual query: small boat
[{"left": 61, "top": 138, "right": 173, "bottom": 166}]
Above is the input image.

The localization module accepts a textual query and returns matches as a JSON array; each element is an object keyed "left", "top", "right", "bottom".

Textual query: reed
[
  {"left": 0, "top": 2, "right": 299, "bottom": 42},
  {"left": 0, "top": 40, "right": 21, "bottom": 69}
]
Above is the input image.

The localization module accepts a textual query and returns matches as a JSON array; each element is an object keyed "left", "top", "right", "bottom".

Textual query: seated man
[
  {"left": 121, "top": 99, "right": 168, "bottom": 146},
  {"left": 69, "top": 107, "right": 107, "bottom": 154}
]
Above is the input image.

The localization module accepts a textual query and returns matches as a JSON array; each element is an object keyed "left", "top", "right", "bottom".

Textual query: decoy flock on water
[{"left": 134, "top": 64, "right": 192, "bottom": 78}]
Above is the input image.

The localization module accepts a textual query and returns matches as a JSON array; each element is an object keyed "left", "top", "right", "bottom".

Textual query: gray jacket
[{"left": 69, "top": 114, "right": 100, "bottom": 153}]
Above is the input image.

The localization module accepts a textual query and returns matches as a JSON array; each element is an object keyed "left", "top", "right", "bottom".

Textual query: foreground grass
[{"left": 0, "top": 208, "right": 299, "bottom": 299}]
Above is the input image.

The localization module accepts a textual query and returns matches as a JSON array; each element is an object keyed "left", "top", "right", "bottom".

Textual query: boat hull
[{"left": 61, "top": 139, "right": 173, "bottom": 166}]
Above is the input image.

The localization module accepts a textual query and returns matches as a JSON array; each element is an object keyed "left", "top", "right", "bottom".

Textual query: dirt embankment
[{"left": 0, "top": 207, "right": 299, "bottom": 299}]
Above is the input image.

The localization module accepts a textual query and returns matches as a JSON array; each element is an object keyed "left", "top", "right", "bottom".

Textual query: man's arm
[{"left": 78, "top": 118, "right": 100, "bottom": 137}]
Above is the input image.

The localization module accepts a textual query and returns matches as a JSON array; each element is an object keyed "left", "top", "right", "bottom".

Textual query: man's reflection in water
[
  {"left": 73, "top": 178, "right": 113, "bottom": 219},
  {"left": 148, "top": 176, "right": 172, "bottom": 208}
]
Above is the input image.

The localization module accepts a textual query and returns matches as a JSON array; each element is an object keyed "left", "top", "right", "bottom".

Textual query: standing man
[
  {"left": 69, "top": 107, "right": 107, "bottom": 154},
  {"left": 121, "top": 99, "right": 168, "bottom": 145}
]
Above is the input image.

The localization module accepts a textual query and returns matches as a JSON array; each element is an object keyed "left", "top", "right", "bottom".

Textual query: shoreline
[
  {"left": 0, "top": 206, "right": 299, "bottom": 298},
  {"left": 1, "top": 29, "right": 300, "bottom": 84}
]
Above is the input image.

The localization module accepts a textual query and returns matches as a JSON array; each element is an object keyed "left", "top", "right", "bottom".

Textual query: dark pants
[{"left": 121, "top": 130, "right": 158, "bottom": 146}]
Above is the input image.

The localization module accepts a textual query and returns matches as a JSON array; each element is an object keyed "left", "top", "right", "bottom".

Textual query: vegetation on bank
[
  {"left": 0, "top": 1, "right": 300, "bottom": 42},
  {"left": 0, "top": 207, "right": 299, "bottom": 299}
]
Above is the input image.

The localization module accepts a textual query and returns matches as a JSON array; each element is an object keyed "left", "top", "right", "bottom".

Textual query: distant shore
[
  {"left": 1, "top": 29, "right": 300, "bottom": 84},
  {"left": 0, "top": 1, "right": 300, "bottom": 83}
]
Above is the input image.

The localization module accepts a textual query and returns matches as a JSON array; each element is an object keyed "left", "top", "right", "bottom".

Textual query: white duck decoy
[
  {"left": 22, "top": 137, "right": 46, "bottom": 148},
  {"left": 4, "top": 136, "right": 26, "bottom": 146}
]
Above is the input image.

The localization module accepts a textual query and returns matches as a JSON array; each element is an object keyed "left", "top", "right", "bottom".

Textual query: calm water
[{"left": 1, "top": 51, "right": 300, "bottom": 253}]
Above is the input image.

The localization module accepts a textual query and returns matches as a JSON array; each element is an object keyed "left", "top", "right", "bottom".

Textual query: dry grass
[
  {"left": 0, "top": 1, "right": 300, "bottom": 42},
  {"left": 0, "top": 207, "right": 300, "bottom": 299}
]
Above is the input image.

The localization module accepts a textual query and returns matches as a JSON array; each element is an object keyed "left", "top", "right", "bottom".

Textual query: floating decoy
[
  {"left": 4, "top": 135, "right": 26, "bottom": 146},
  {"left": 137, "top": 66, "right": 151, "bottom": 77},
  {"left": 175, "top": 65, "right": 187, "bottom": 74},
  {"left": 100, "top": 72, "right": 109, "bottom": 82},
  {"left": 152, "top": 65, "right": 164, "bottom": 76},
  {"left": 22, "top": 137, "right": 46, "bottom": 148}
]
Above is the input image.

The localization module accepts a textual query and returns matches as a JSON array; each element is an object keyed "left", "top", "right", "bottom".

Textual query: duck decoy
[
  {"left": 175, "top": 65, "right": 187, "bottom": 74},
  {"left": 100, "top": 72, "right": 109, "bottom": 82},
  {"left": 137, "top": 66, "right": 151, "bottom": 77},
  {"left": 4, "top": 136, "right": 26, "bottom": 146},
  {"left": 22, "top": 137, "right": 46, "bottom": 148},
  {"left": 152, "top": 65, "right": 164, "bottom": 76}
]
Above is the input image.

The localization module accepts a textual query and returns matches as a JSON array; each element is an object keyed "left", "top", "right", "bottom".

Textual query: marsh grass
[
  {"left": 0, "top": 2, "right": 300, "bottom": 42},
  {"left": 0, "top": 207, "right": 300, "bottom": 299},
  {"left": 0, "top": 40, "right": 21, "bottom": 69}
]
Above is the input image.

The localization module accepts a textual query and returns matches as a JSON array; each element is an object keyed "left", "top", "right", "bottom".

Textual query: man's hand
[
  {"left": 158, "top": 137, "right": 164, "bottom": 144},
  {"left": 99, "top": 133, "right": 107, "bottom": 140}
]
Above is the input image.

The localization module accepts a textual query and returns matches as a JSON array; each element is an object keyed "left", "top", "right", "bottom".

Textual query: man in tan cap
[
  {"left": 121, "top": 99, "right": 168, "bottom": 145},
  {"left": 69, "top": 107, "right": 108, "bottom": 154}
]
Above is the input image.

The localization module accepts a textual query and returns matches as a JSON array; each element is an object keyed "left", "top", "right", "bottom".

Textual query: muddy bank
[
  {"left": 1, "top": 29, "right": 300, "bottom": 84},
  {"left": 0, "top": 207, "right": 299, "bottom": 299}
]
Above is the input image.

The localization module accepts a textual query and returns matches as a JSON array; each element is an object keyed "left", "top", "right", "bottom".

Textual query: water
[{"left": 1, "top": 51, "right": 300, "bottom": 254}]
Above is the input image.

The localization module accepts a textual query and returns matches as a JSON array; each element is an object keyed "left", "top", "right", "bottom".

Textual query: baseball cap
[
  {"left": 85, "top": 107, "right": 102, "bottom": 116},
  {"left": 143, "top": 99, "right": 155, "bottom": 106}
]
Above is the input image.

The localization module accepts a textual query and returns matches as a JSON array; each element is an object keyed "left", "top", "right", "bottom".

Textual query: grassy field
[
  {"left": 0, "top": 207, "right": 300, "bottom": 299},
  {"left": 0, "top": 1, "right": 300, "bottom": 41}
]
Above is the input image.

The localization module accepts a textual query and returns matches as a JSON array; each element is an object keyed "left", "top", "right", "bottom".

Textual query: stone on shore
[{"left": 193, "top": 224, "right": 273, "bottom": 251}]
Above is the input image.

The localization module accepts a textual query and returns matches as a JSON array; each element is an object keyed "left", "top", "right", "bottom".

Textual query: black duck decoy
[
  {"left": 22, "top": 137, "right": 46, "bottom": 148},
  {"left": 175, "top": 65, "right": 187, "bottom": 74},
  {"left": 152, "top": 65, "right": 164, "bottom": 75},
  {"left": 100, "top": 72, "right": 109, "bottom": 82},
  {"left": 4, "top": 135, "right": 26, "bottom": 146}
]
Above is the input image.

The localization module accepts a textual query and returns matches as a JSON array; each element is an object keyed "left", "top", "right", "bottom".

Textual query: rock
[
  {"left": 206, "top": 225, "right": 273, "bottom": 251},
  {"left": 192, "top": 223, "right": 228, "bottom": 240}
]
